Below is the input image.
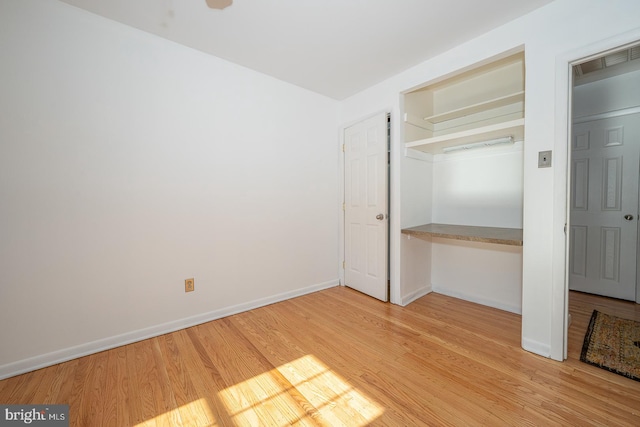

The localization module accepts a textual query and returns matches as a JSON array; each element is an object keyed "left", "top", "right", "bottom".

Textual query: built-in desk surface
[{"left": 401, "top": 223, "right": 523, "bottom": 246}]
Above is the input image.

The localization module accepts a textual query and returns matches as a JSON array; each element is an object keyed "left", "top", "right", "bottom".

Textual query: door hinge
[
  {"left": 342, "top": 261, "right": 345, "bottom": 269},
  {"left": 342, "top": 203, "right": 345, "bottom": 211},
  {"left": 564, "top": 223, "right": 567, "bottom": 234},
  {"left": 342, "top": 144, "right": 345, "bottom": 152}
]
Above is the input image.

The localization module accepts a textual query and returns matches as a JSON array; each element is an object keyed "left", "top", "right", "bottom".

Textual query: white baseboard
[
  {"left": 0, "top": 279, "right": 339, "bottom": 380},
  {"left": 432, "top": 285, "right": 522, "bottom": 315},
  {"left": 430, "top": 285, "right": 551, "bottom": 358},
  {"left": 400, "top": 285, "right": 432, "bottom": 306},
  {"left": 522, "top": 337, "right": 551, "bottom": 358}
]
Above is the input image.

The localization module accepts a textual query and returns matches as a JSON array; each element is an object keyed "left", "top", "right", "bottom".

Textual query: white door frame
[
  {"left": 553, "top": 28, "right": 640, "bottom": 361},
  {"left": 339, "top": 109, "right": 397, "bottom": 302}
]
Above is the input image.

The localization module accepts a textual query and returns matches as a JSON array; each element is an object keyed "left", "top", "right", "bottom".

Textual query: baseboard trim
[
  {"left": 522, "top": 338, "right": 551, "bottom": 358},
  {"left": 0, "top": 279, "right": 339, "bottom": 380},
  {"left": 400, "top": 285, "right": 432, "bottom": 306},
  {"left": 432, "top": 285, "right": 522, "bottom": 315}
]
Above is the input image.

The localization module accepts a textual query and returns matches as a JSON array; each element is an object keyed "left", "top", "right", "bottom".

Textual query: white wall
[
  {"left": 339, "top": 0, "right": 640, "bottom": 360},
  {"left": 431, "top": 144, "right": 524, "bottom": 313},
  {"left": 431, "top": 239, "right": 523, "bottom": 314},
  {"left": 399, "top": 152, "right": 433, "bottom": 304},
  {"left": 573, "top": 69, "right": 640, "bottom": 117},
  {"left": 432, "top": 145, "right": 524, "bottom": 228},
  {"left": 0, "top": 0, "right": 339, "bottom": 378}
]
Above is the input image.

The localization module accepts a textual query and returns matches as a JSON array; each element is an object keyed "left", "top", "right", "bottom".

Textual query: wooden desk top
[{"left": 401, "top": 223, "right": 523, "bottom": 246}]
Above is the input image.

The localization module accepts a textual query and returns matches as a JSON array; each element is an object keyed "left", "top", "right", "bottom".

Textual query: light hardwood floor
[{"left": 1, "top": 287, "right": 639, "bottom": 426}]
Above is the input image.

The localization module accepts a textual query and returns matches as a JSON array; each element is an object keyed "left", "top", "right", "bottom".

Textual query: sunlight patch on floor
[{"left": 219, "top": 354, "right": 384, "bottom": 426}]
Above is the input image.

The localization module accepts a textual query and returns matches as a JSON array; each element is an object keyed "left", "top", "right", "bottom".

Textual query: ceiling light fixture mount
[{"left": 205, "top": 0, "right": 233, "bottom": 10}]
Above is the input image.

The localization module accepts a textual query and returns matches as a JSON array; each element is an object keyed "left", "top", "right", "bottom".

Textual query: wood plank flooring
[{"left": 1, "top": 287, "right": 639, "bottom": 426}]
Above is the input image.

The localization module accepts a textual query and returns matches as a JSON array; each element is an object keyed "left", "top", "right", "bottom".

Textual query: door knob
[
  {"left": 624, "top": 214, "right": 634, "bottom": 221},
  {"left": 376, "top": 213, "right": 385, "bottom": 220}
]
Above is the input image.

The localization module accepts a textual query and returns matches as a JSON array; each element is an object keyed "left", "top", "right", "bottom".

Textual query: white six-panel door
[
  {"left": 344, "top": 113, "right": 388, "bottom": 301},
  {"left": 569, "top": 114, "right": 640, "bottom": 301}
]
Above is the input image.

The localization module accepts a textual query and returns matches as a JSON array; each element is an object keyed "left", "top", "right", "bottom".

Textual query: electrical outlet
[
  {"left": 538, "top": 150, "right": 552, "bottom": 168},
  {"left": 185, "top": 278, "right": 194, "bottom": 293}
]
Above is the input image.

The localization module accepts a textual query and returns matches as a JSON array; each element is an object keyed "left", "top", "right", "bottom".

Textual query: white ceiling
[{"left": 59, "top": 0, "right": 554, "bottom": 100}]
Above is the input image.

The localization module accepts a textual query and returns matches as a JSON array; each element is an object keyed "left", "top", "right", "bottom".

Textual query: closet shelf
[
  {"left": 402, "top": 223, "right": 523, "bottom": 246},
  {"left": 404, "top": 113, "right": 433, "bottom": 131},
  {"left": 405, "top": 118, "right": 524, "bottom": 154},
  {"left": 424, "top": 91, "right": 525, "bottom": 124}
]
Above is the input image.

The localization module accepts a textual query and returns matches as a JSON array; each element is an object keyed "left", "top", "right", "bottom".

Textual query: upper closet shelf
[
  {"left": 403, "top": 51, "right": 525, "bottom": 155},
  {"left": 424, "top": 91, "right": 525, "bottom": 124},
  {"left": 405, "top": 118, "right": 525, "bottom": 154}
]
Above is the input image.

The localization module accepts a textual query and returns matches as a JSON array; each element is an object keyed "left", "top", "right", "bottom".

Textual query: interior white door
[
  {"left": 344, "top": 113, "right": 388, "bottom": 301},
  {"left": 569, "top": 113, "right": 640, "bottom": 301}
]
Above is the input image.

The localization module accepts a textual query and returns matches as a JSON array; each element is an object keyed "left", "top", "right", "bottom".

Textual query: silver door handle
[
  {"left": 376, "top": 213, "right": 384, "bottom": 220},
  {"left": 624, "top": 214, "right": 634, "bottom": 221}
]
